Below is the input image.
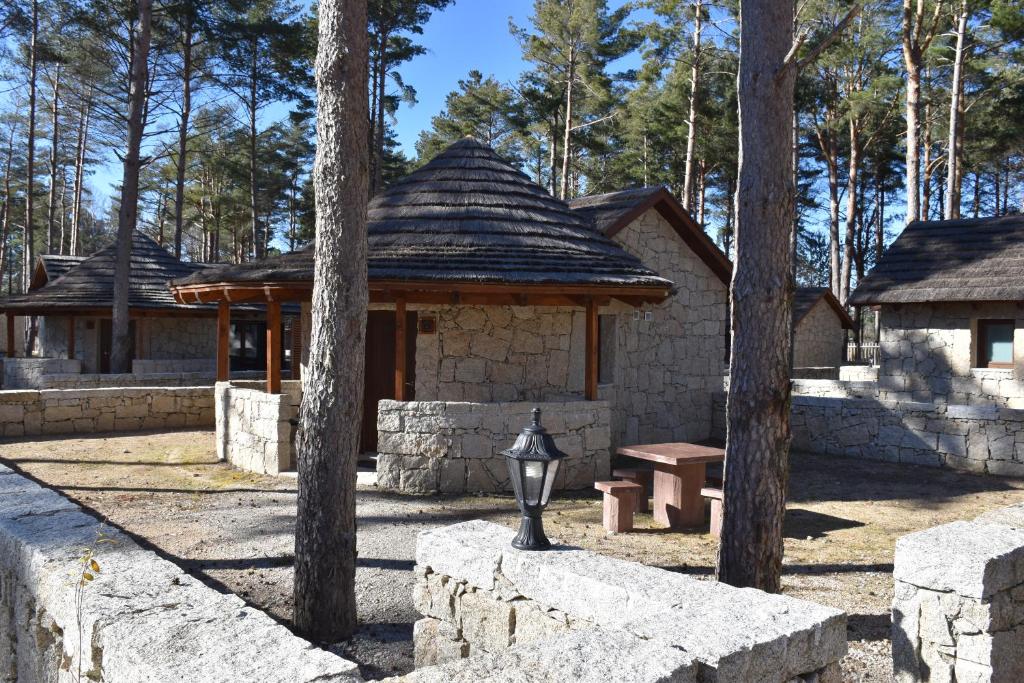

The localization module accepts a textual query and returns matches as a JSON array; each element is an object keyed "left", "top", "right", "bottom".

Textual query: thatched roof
[
  {"left": 31, "top": 254, "right": 86, "bottom": 291},
  {"left": 794, "top": 287, "right": 854, "bottom": 329},
  {"left": 850, "top": 215, "right": 1024, "bottom": 305},
  {"left": 568, "top": 186, "right": 732, "bottom": 285},
  {"left": 172, "top": 138, "right": 672, "bottom": 297},
  {"left": 0, "top": 232, "right": 212, "bottom": 314}
]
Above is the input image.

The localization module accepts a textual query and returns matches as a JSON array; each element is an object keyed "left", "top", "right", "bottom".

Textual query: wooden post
[
  {"left": 5, "top": 313, "right": 14, "bottom": 358},
  {"left": 217, "top": 301, "right": 230, "bottom": 382},
  {"left": 585, "top": 297, "right": 598, "bottom": 400},
  {"left": 266, "top": 300, "right": 281, "bottom": 394},
  {"left": 67, "top": 316, "right": 75, "bottom": 359},
  {"left": 395, "top": 297, "right": 407, "bottom": 401}
]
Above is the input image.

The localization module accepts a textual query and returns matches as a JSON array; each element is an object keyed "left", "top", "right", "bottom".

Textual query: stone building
[
  {"left": 792, "top": 287, "right": 853, "bottom": 369},
  {"left": 170, "top": 139, "right": 732, "bottom": 489},
  {"left": 0, "top": 233, "right": 287, "bottom": 388},
  {"left": 851, "top": 215, "right": 1024, "bottom": 408}
]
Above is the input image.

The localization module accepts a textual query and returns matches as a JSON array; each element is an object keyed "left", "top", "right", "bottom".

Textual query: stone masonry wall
[
  {"left": 3, "top": 358, "right": 81, "bottom": 389},
  {"left": 133, "top": 358, "right": 215, "bottom": 374},
  {"left": 408, "top": 520, "right": 846, "bottom": 683},
  {"left": 878, "top": 303, "right": 1024, "bottom": 407},
  {"left": 216, "top": 380, "right": 299, "bottom": 475},
  {"left": 376, "top": 400, "right": 610, "bottom": 494},
  {"left": 607, "top": 207, "right": 729, "bottom": 447},
  {"left": 794, "top": 298, "right": 846, "bottom": 369},
  {"left": 0, "top": 386, "right": 213, "bottom": 437},
  {"left": 712, "top": 393, "right": 1024, "bottom": 477},
  {"left": 0, "top": 464, "right": 361, "bottom": 682},
  {"left": 892, "top": 503, "right": 1024, "bottom": 682}
]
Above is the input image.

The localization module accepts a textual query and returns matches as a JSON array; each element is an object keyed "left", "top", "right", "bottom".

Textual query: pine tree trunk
[
  {"left": 559, "top": 53, "right": 576, "bottom": 201},
  {"left": 46, "top": 66, "right": 60, "bottom": 254},
  {"left": 682, "top": 0, "right": 702, "bottom": 212},
  {"left": 24, "top": 0, "right": 38, "bottom": 294},
  {"left": 944, "top": 0, "right": 968, "bottom": 220},
  {"left": 70, "top": 91, "right": 91, "bottom": 257},
  {"left": 840, "top": 120, "right": 860, "bottom": 306},
  {"left": 293, "top": 0, "right": 368, "bottom": 643},
  {"left": 922, "top": 88, "right": 932, "bottom": 220},
  {"left": 372, "top": 32, "right": 387, "bottom": 196},
  {"left": 902, "top": 1, "right": 921, "bottom": 225},
  {"left": 0, "top": 125, "right": 14, "bottom": 286},
  {"left": 174, "top": 23, "right": 194, "bottom": 260},
  {"left": 716, "top": 0, "right": 795, "bottom": 593},
  {"left": 110, "top": 0, "right": 152, "bottom": 375}
]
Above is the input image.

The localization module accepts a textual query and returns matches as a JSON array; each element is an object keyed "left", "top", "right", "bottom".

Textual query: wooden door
[
  {"left": 98, "top": 319, "right": 136, "bottom": 374},
  {"left": 361, "top": 310, "right": 417, "bottom": 452}
]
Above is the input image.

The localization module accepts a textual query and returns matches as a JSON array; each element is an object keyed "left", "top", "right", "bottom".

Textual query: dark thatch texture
[
  {"left": 32, "top": 255, "right": 86, "bottom": 290},
  {"left": 0, "top": 232, "right": 212, "bottom": 313},
  {"left": 567, "top": 186, "right": 732, "bottom": 285},
  {"left": 850, "top": 215, "right": 1024, "bottom": 305},
  {"left": 173, "top": 138, "right": 671, "bottom": 291},
  {"left": 794, "top": 287, "right": 854, "bottom": 329}
]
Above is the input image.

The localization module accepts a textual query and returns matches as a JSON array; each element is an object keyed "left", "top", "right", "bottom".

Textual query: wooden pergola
[{"left": 173, "top": 279, "right": 671, "bottom": 400}]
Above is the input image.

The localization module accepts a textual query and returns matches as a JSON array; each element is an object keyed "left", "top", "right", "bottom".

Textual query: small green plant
[{"left": 72, "top": 532, "right": 116, "bottom": 682}]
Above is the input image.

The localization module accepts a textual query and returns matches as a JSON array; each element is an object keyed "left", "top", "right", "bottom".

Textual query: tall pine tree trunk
[
  {"left": 0, "top": 125, "right": 15, "bottom": 288},
  {"left": 371, "top": 32, "right": 387, "bottom": 196},
  {"left": 248, "top": 41, "right": 260, "bottom": 260},
  {"left": 716, "top": 0, "right": 796, "bottom": 593},
  {"left": 559, "top": 52, "right": 576, "bottom": 201},
  {"left": 682, "top": 0, "right": 702, "bottom": 212},
  {"left": 110, "top": 0, "right": 152, "bottom": 375},
  {"left": 840, "top": 120, "right": 860, "bottom": 306},
  {"left": 944, "top": 0, "right": 968, "bottom": 220},
  {"left": 294, "top": 0, "right": 369, "bottom": 643},
  {"left": 70, "top": 91, "right": 91, "bottom": 257},
  {"left": 23, "top": 0, "right": 39, "bottom": 354},
  {"left": 46, "top": 66, "right": 60, "bottom": 254},
  {"left": 174, "top": 23, "right": 194, "bottom": 260}
]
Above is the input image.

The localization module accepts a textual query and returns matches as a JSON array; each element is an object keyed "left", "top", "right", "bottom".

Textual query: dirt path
[{"left": 2, "top": 430, "right": 1021, "bottom": 681}]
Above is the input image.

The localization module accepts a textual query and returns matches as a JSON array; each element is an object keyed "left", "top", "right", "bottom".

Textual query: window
[
  {"left": 977, "top": 319, "right": 1015, "bottom": 369},
  {"left": 598, "top": 314, "right": 616, "bottom": 384}
]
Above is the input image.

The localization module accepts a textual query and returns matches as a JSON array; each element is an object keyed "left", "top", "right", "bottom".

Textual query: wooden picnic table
[{"left": 616, "top": 443, "right": 725, "bottom": 530}]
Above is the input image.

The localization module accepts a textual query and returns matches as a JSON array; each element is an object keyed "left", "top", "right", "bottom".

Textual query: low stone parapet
[
  {"left": 0, "top": 464, "right": 361, "bottom": 682},
  {"left": 0, "top": 386, "right": 214, "bottom": 437},
  {"left": 376, "top": 400, "right": 611, "bottom": 494},
  {"left": 215, "top": 380, "right": 300, "bottom": 474},
  {"left": 892, "top": 503, "right": 1024, "bottom": 682},
  {"left": 132, "top": 358, "right": 215, "bottom": 374},
  {"left": 406, "top": 520, "right": 846, "bottom": 682},
  {"left": 3, "top": 357, "right": 81, "bottom": 389}
]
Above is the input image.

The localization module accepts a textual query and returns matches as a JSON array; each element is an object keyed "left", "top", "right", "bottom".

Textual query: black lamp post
[{"left": 502, "top": 408, "right": 567, "bottom": 551}]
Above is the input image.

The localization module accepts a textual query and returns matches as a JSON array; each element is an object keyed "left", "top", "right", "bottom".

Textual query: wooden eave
[{"left": 171, "top": 279, "right": 672, "bottom": 308}]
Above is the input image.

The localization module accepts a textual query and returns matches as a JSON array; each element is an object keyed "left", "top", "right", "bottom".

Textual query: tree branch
[{"left": 778, "top": 4, "right": 863, "bottom": 80}]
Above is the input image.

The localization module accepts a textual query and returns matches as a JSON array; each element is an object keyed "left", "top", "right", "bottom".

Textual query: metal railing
[{"left": 846, "top": 342, "right": 879, "bottom": 365}]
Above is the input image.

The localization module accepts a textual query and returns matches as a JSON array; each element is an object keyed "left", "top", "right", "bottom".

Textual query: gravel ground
[{"left": 1, "top": 430, "right": 1022, "bottom": 681}]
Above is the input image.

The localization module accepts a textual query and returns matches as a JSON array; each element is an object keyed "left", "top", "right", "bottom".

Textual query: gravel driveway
[{"left": 1, "top": 429, "right": 1022, "bottom": 681}]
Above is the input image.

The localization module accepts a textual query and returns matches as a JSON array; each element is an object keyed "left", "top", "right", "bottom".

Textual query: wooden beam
[
  {"left": 217, "top": 301, "right": 230, "bottom": 382},
  {"left": 266, "top": 300, "right": 281, "bottom": 394},
  {"left": 395, "top": 298, "right": 407, "bottom": 401},
  {"left": 585, "top": 298, "right": 599, "bottom": 400},
  {"left": 67, "top": 317, "right": 76, "bottom": 360},
  {"left": 6, "top": 313, "right": 14, "bottom": 358}
]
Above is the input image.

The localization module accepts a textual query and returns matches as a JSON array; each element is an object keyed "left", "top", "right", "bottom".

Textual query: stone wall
[
  {"left": 794, "top": 298, "right": 847, "bottom": 369},
  {"left": 376, "top": 400, "right": 610, "bottom": 494},
  {"left": 407, "top": 520, "right": 846, "bottom": 683},
  {"left": 713, "top": 393, "right": 1024, "bottom": 477},
  {"left": 892, "top": 503, "right": 1024, "bottom": 682},
  {"left": 3, "top": 358, "right": 81, "bottom": 389},
  {"left": 878, "top": 303, "right": 1024, "bottom": 407},
  {"left": 0, "top": 386, "right": 214, "bottom": 437},
  {"left": 0, "top": 464, "right": 361, "bottom": 682},
  {"left": 133, "top": 358, "right": 215, "bottom": 374},
  {"left": 840, "top": 364, "right": 879, "bottom": 382},
  {"left": 216, "top": 380, "right": 300, "bottom": 475}
]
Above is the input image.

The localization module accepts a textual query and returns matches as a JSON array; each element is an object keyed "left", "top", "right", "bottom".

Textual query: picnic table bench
[{"left": 616, "top": 442, "right": 725, "bottom": 530}]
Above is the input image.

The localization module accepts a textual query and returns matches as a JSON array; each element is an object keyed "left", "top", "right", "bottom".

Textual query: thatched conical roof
[
  {"left": 172, "top": 138, "right": 672, "bottom": 295},
  {"left": 850, "top": 215, "right": 1024, "bottom": 305},
  {"left": 1, "top": 232, "right": 212, "bottom": 314}
]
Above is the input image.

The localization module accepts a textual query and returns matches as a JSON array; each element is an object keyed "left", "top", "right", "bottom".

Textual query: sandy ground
[{"left": 1, "top": 430, "right": 1022, "bottom": 681}]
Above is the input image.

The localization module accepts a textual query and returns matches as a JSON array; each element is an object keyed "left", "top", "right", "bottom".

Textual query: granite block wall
[
  {"left": 375, "top": 400, "right": 611, "bottom": 494},
  {"left": 794, "top": 298, "right": 847, "bottom": 369},
  {"left": 3, "top": 358, "right": 81, "bottom": 389},
  {"left": 215, "top": 380, "right": 300, "bottom": 475},
  {"left": 0, "top": 386, "right": 214, "bottom": 437},
  {"left": 892, "top": 503, "right": 1024, "bottom": 682}
]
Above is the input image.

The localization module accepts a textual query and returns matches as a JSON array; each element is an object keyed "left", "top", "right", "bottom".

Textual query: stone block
[
  {"left": 459, "top": 591, "right": 514, "bottom": 653},
  {"left": 413, "top": 617, "right": 468, "bottom": 668}
]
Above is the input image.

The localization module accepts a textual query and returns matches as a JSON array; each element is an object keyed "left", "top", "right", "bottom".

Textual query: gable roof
[
  {"left": 794, "top": 287, "right": 854, "bottom": 329},
  {"left": 172, "top": 139, "right": 673, "bottom": 300},
  {"left": 30, "top": 254, "right": 86, "bottom": 291},
  {"left": 0, "top": 233, "right": 212, "bottom": 314},
  {"left": 568, "top": 186, "right": 732, "bottom": 286},
  {"left": 850, "top": 215, "right": 1024, "bottom": 305}
]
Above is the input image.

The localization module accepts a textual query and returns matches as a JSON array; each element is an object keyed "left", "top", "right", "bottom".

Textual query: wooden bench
[
  {"left": 611, "top": 467, "right": 651, "bottom": 513},
  {"left": 595, "top": 481, "right": 643, "bottom": 533},
  {"left": 701, "top": 487, "right": 723, "bottom": 538}
]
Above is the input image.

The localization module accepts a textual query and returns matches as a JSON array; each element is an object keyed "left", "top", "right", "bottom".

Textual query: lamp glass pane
[
  {"left": 506, "top": 457, "right": 524, "bottom": 503},
  {"left": 540, "top": 459, "right": 559, "bottom": 506},
  {"left": 523, "top": 460, "right": 545, "bottom": 506}
]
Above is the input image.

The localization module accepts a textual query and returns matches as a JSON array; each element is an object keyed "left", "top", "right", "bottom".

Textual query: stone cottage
[
  {"left": 850, "top": 215, "right": 1024, "bottom": 408},
  {"left": 170, "top": 139, "right": 732, "bottom": 491},
  {"left": 792, "top": 286, "right": 853, "bottom": 370},
  {"left": 0, "top": 233, "right": 289, "bottom": 388}
]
